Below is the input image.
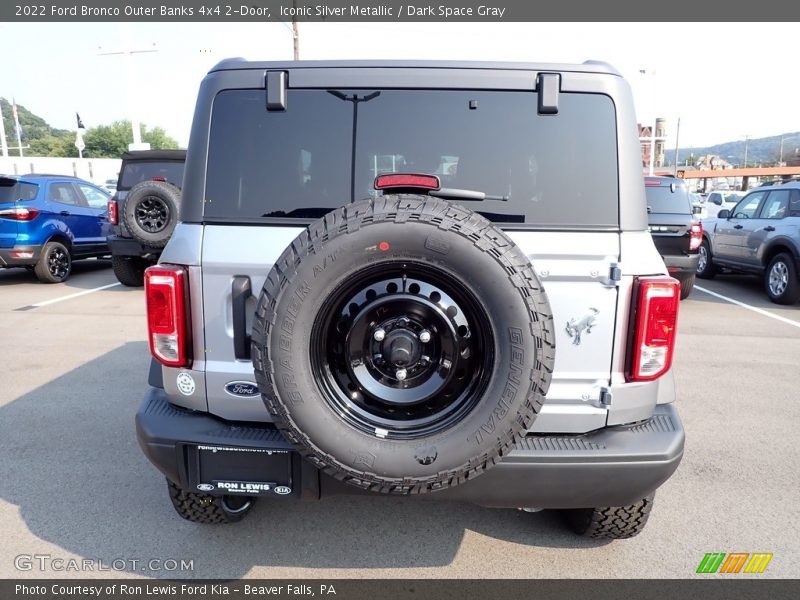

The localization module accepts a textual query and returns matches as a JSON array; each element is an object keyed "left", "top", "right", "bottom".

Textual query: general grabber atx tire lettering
[{"left": 251, "top": 196, "right": 555, "bottom": 494}]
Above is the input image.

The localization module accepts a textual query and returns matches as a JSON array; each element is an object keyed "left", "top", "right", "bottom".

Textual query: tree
[{"left": 83, "top": 120, "right": 179, "bottom": 158}]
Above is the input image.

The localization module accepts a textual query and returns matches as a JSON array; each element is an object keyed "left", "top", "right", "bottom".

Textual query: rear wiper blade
[{"left": 429, "top": 187, "right": 508, "bottom": 202}]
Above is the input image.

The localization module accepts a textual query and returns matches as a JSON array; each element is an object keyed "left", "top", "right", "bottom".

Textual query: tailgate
[{"left": 508, "top": 231, "right": 620, "bottom": 433}]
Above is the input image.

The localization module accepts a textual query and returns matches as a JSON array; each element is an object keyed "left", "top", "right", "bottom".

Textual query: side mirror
[{"left": 718, "top": 209, "right": 730, "bottom": 219}]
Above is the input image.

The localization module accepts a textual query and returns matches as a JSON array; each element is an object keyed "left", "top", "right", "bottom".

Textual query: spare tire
[
  {"left": 252, "top": 196, "right": 555, "bottom": 494},
  {"left": 122, "top": 180, "right": 180, "bottom": 248}
]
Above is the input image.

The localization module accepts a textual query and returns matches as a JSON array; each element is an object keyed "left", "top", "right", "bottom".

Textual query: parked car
[
  {"left": 107, "top": 150, "right": 185, "bottom": 286},
  {"left": 101, "top": 178, "right": 118, "bottom": 195},
  {"left": 645, "top": 176, "right": 702, "bottom": 299},
  {"left": 705, "top": 191, "right": 743, "bottom": 218},
  {"left": 697, "top": 181, "right": 800, "bottom": 304},
  {"left": 136, "top": 59, "right": 685, "bottom": 539},
  {"left": 689, "top": 191, "right": 707, "bottom": 220},
  {"left": 0, "top": 174, "right": 111, "bottom": 283}
]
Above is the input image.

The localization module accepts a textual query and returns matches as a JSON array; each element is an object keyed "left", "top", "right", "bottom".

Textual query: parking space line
[
  {"left": 694, "top": 285, "right": 800, "bottom": 329},
  {"left": 13, "top": 282, "right": 121, "bottom": 311}
]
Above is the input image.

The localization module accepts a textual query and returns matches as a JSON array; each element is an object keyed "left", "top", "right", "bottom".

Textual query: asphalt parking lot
[{"left": 1, "top": 261, "right": 798, "bottom": 579}]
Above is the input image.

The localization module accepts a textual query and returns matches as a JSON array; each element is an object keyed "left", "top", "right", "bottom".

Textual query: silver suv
[
  {"left": 698, "top": 181, "right": 800, "bottom": 304},
  {"left": 135, "top": 60, "right": 685, "bottom": 538}
]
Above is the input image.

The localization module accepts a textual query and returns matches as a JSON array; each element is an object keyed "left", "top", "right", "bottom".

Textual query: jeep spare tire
[
  {"left": 122, "top": 180, "right": 181, "bottom": 248},
  {"left": 252, "top": 196, "right": 555, "bottom": 494}
]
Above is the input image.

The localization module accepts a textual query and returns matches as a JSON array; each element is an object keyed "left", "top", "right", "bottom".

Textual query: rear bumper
[
  {"left": 108, "top": 235, "right": 161, "bottom": 259},
  {"left": 0, "top": 245, "right": 42, "bottom": 267},
  {"left": 662, "top": 253, "right": 699, "bottom": 277},
  {"left": 136, "top": 388, "right": 684, "bottom": 509}
]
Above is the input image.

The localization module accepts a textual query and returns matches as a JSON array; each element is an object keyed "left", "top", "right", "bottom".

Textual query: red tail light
[
  {"left": 145, "top": 265, "right": 191, "bottom": 368},
  {"left": 0, "top": 207, "right": 40, "bottom": 221},
  {"left": 108, "top": 200, "right": 118, "bottom": 225},
  {"left": 627, "top": 276, "right": 680, "bottom": 382},
  {"left": 689, "top": 221, "right": 703, "bottom": 251},
  {"left": 151, "top": 176, "right": 166, "bottom": 182},
  {"left": 374, "top": 173, "right": 440, "bottom": 191}
]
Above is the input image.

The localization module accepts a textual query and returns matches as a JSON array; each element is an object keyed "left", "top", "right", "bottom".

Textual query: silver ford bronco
[{"left": 136, "top": 59, "right": 684, "bottom": 538}]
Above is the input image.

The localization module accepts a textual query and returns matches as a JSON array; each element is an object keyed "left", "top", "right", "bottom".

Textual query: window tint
[
  {"left": 0, "top": 181, "right": 38, "bottom": 202},
  {"left": 644, "top": 184, "right": 692, "bottom": 215},
  {"left": 119, "top": 161, "right": 184, "bottom": 190},
  {"left": 205, "top": 89, "right": 620, "bottom": 226},
  {"left": 78, "top": 184, "right": 110, "bottom": 209},
  {"left": 759, "top": 190, "right": 790, "bottom": 219},
  {"left": 49, "top": 183, "right": 82, "bottom": 206},
  {"left": 732, "top": 192, "right": 764, "bottom": 219}
]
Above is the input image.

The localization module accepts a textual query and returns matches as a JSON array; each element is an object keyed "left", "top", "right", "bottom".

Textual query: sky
[{"left": 2, "top": 21, "right": 799, "bottom": 151}]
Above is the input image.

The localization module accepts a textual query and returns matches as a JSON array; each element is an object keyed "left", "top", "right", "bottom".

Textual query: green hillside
[
  {"left": 0, "top": 98, "right": 179, "bottom": 158},
  {"left": 0, "top": 97, "right": 75, "bottom": 157},
  {"left": 676, "top": 132, "right": 800, "bottom": 167}
]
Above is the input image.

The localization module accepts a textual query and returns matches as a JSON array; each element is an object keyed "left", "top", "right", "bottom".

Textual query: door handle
[
  {"left": 764, "top": 226, "right": 776, "bottom": 232},
  {"left": 60, "top": 210, "right": 71, "bottom": 216},
  {"left": 733, "top": 224, "right": 743, "bottom": 229},
  {"left": 232, "top": 276, "right": 252, "bottom": 360}
]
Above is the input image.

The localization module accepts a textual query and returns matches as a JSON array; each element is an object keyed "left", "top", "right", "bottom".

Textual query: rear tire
[
  {"left": 34, "top": 241, "right": 72, "bottom": 283},
  {"left": 764, "top": 253, "right": 800, "bottom": 305},
  {"left": 564, "top": 495, "right": 655, "bottom": 539},
  {"left": 695, "top": 240, "right": 716, "bottom": 279},
  {"left": 166, "top": 479, "right": 254, "bottom": 524},
  {"left": 112, "top": 255, "right": 150, "bottom": 287},
  {"left": 678, "top": 274, "right": 695, "bottom": 300}
]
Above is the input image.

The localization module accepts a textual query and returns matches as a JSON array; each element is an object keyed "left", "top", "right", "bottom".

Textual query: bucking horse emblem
[{"left": 565, "top": 308, "right": 599, "bottom": 345}]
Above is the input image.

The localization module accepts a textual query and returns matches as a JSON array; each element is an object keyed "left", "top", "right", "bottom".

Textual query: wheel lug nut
[
  {"left": 395, "top": 368, "right": 408, "bottom": 381},
  {"left": 373, "top": 328, "right": 386, "bottom": 342},
  {"left": 419, "top": 330, "right": 431, "bottom": 343}
]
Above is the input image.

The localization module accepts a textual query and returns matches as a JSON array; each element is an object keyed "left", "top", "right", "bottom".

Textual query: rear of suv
[
  {"left": 0, "top": 174, "right": 110, "bottom": 283},
  {"left": 136, "top": 60, "right": 685, "bottom": 539},
  {"left": 645, "top": 176, "right": 702, "bottom": 299},
  {"left": 107, "top": 150, "right": 185, "bottom": 286}
]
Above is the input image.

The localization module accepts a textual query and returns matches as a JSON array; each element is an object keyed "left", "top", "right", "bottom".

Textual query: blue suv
[{"left": 0, "top": 174, "right": 112, "bottom": 283}]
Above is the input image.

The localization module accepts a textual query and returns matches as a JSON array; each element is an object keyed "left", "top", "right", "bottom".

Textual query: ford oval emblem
[
  {"left": 224, "top": 381, "right": 260, "bottom": 398},
  {"left": 196, "top": 483, "right": 215, "bottom": 492}
]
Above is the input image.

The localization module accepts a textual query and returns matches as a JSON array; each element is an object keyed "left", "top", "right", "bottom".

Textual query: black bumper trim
[
  {"left": 136, "top": 388, "right": 684, "bottom": 509},
  {"left": 107, "top": 235, "right": 160, "bottom": 258},
  {"left": 662, "top": 253, "right": 700, "bottom": 275},
  {"left": 0, "top": 245, "right": 42, "bottom": 267}
]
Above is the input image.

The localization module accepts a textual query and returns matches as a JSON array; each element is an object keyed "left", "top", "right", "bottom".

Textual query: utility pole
[
  {"left": 0, "top": 101, "right": 8, "bottom": 157},
  {"left": 673, "top": 117, "right": 681, "bottom": 176},
  {"left": 743, "top": 135, "right": 750, "bottom": 168},
  {"left": 292, "top": 0, "right": 300, "bottom": 60},
  {"left": 98, "top": 30, "right": 158, "bottom": 151},
  {"left": 779, "top": 135, "right": 785, "bottom": 165}
]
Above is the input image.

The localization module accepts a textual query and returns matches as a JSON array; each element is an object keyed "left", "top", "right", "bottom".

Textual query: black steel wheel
[
  {"left": 252, "top": 196, "right": 555, "bottom": 494},
  {"left": 311, "top": 263, "right": 493, "bottom": 440}
]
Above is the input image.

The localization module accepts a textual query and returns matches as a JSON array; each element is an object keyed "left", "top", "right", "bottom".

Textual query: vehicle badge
[{"left": 565, "top": 308, "right": 599, "bottom": 345}]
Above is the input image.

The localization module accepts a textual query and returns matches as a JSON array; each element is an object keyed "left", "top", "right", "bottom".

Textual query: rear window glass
[
  {"left": 119, "top": 161, "right": 184, "bottom": 190},
  {"left": 645, "top": 184, "right": 692, "bottom": 215},
  {"left": 205, "top": 89, "right": 620, "bottom": 227},
  {"left": 0, "top": 181, "right": 38, "bottom": 203}
]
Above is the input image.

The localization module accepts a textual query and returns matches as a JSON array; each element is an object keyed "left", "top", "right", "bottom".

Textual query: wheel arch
[{"left": 762, "top": 239, "right": 799, "bottom": 268}]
